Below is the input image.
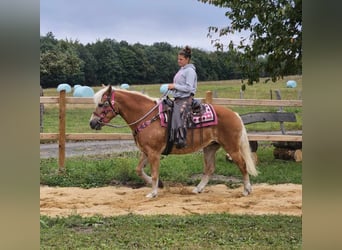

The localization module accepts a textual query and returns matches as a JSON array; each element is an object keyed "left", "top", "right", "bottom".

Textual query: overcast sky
[{"left": 40, "top": 0, "right": 239, "bottom": 51}]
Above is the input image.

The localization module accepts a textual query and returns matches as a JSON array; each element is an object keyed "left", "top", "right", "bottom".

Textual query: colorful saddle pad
[{"left": 159, "top": 102, "right": 218, "bottom": 128}]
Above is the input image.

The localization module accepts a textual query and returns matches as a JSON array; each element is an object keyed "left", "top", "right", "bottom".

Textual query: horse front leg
[
  {"left": 136, "top": 152, "right": 152, "bottom": 184},
  {"left": 193, "top": 143, "right": 220, "bottom": 193},
  {"left": 146, "top": 154, "right": 161, "bottom": 198}
]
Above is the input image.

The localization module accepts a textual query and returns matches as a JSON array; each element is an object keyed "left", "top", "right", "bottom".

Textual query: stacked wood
[
  {"left": 272, "top": 141, "right": 302, "bottom": 162},
  {"left": 272, "top": 141, "right": 302, "bottom": 150}
]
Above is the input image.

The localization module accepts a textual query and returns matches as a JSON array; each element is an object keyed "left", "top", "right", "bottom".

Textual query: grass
[
  {"left": 40, "top": 145, "right": 301, "bottom": 188},
  {"left": 40, "top": 213, "right": 302, "bottom": 249}
]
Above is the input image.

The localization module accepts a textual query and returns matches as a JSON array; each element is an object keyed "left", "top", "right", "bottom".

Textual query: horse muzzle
[{"left": 89, "top": 118, "right": 102, "bottom": 130}]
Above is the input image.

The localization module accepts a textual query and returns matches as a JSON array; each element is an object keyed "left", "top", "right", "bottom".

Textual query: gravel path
[{"left": 40, "top": 140, "right": 138, "bottom": 158}]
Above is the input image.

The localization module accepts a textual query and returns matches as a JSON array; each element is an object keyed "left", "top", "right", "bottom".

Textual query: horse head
[{"left": 89, "top": 85, "right": 119, "bottom": 130}]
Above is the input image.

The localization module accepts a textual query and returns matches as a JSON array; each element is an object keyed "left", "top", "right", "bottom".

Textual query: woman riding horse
[
  {"left": 167, "top": 45, "right": 197, "bottom": 149},
  {"left": 89, "top": 86, "right": 258, "bottom": 198}
]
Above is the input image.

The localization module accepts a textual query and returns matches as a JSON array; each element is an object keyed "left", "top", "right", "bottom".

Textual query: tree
[
  {"left": 91, "top": 39, "right": 122, "bottom": 85},
  {"left": 198, "top": 0, "right": 302, "bottom": 84},
  {"left": 40, "top": 32, "right": 58, "bottom": 53},
  {"left": 145, "top": 43, "right": 178, "bottom": 83},
  {"left": 77, "top": 44, "right": 99, "bottom": 86},
  {"left": 40, "top": 33, "right": 252, "bottom": 87},
  {"left": 40, "top": 37, "right": 84, "bottom": 87}
]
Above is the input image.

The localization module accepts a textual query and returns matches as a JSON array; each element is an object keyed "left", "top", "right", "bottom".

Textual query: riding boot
[{"left": 175, "top": 127, "right": 187, "bottom": 149}]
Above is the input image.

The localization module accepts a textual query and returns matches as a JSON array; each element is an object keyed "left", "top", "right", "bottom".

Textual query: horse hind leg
[
  {"left": 229, "top": 151, "right": 252, "bottom": 196},
  {"left": 193, "top": 142, "right": 221, "bottom": 194}
]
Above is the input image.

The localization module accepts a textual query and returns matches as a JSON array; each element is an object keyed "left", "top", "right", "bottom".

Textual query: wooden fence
[{"left": 40, "top": 90, "right": 302, "bottom": 169}]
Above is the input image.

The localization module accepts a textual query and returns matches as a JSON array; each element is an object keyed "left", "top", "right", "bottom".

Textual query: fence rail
[
  {"left": 40, "top": 132, "right": 301, "bottom": 142},
  {"left": 40, "top": 90, "right": 302, "bottom": 169}
]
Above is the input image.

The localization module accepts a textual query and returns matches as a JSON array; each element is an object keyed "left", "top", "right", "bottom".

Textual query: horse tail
[{"left": 236, "top": 113, "right": 258, "bottom": 176}]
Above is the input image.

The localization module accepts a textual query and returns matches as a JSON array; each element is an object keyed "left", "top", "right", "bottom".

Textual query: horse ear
[{"left": 107, "top": 85, "right": 112, "bottom": 93}]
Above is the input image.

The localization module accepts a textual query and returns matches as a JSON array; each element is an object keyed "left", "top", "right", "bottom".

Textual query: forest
[{"left": 40, "top": 32, "right": 275, "bottom": 88}]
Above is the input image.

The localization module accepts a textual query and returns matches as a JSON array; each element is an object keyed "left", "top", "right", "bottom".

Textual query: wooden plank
[
  {"left": 240, "top": 112, "right": 297, "bottom": 125},
  {"left": 40, "top": 97, "right": 94, "bottom": 104},
  {"left": 40, "top": 97, "right": 59, "bottom": 104},
  {"left": 40, "top": 133, "right": 301, "bottom": 142},
  {"left": 247, "top": 134, "right": 302, "bottom": 142},
  {"left": 65, "top": 97, "right": 94, "bottom": 104},
  {"left": 40, "top": 133, "right": 134, "bottom": 140},
  {"left": 209, "top": 98, "right": 302, "bottom": 107},
  {"left": 65, "top": 133, "right": 134, "bottom": 140},
  {"left": 40, "top": 133, "right": 59, "bottom": 140},
  {"left": 41, "top": 96, "right": 302, "bottom": 107}
]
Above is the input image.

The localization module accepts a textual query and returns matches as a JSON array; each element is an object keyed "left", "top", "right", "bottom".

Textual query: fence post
[
  {"left": 239, "top": 89, "right": 244, "bottom": 99},
  {"left": 58, "top": 90, "right": 66, "bottom": 171},
  {"left": 274, "top": 89, "right": 286, "bottom": 134},
  {"left": 205, "top": 91, "right": 213, "bottom": 104},
  {"left": 40, "top": 85, "right": 44, "bottom": 132}
]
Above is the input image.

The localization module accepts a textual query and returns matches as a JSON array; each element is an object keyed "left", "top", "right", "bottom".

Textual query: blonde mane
[
  {"left": 93, "top": 86, "right": 158, "bottom": 106},
  {"left": 93, "top": 86, "right": 108, "bottom": 106}
]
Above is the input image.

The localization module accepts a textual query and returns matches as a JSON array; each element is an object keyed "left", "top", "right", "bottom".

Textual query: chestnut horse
[{"left": 89, "top": 85, "right": 258, "bottom": 198}]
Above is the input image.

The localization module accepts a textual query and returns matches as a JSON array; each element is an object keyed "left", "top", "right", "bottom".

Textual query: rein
[{"left": 99, "top": 91, "right": 167, "bottom": 129}]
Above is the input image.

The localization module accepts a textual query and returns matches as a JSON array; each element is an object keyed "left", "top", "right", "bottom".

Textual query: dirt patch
[{"left": 40, "top": 183, "right": 301, "bottom": 217}]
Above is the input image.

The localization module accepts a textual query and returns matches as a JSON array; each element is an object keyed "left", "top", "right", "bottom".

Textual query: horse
[{"left": 89, "top": 85, "right": 258, "bottom": 198}]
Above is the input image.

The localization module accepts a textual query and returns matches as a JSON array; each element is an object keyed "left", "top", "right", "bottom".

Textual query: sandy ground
[{"left": 40, "top": 183, "right": 302, "bottom": 217}]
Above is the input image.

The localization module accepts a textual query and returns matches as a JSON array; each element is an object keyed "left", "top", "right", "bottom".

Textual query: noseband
[{"left": 93, "top": 90, "right": 119, "bottom": 124}]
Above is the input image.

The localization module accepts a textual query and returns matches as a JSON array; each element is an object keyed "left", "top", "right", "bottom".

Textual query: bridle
[
  {"left": 92, "top": 91, "right": 120, "bottom": 126},
  {"left": 93, "top": 89, "right": 162, "bottom": 129}
]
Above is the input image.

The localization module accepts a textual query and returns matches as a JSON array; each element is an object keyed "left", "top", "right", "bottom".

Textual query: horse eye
[{"left": 98, "top": 103, "right": 104, "bottom": 108}]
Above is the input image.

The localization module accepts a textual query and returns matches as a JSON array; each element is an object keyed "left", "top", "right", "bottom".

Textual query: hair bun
[
  {"left": 184, "top": 46, "right": 191, "bottom": 54},
  {"left": 180, "top": 45, "right": 192, "bottom": 58}
]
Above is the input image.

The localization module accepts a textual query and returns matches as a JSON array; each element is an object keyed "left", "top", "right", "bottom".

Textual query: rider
[{"left": 167, "top": 46, "right": 198, "bottom": 148}]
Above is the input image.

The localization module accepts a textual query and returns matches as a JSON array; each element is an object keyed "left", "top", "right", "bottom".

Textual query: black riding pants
[{"left": 170, "top": 96, "right": 193, "bottom": 147}]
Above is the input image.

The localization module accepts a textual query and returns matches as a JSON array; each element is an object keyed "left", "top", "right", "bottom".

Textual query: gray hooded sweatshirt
[{"left": 172, "top": 63, "right": 197, "bottom": 98}]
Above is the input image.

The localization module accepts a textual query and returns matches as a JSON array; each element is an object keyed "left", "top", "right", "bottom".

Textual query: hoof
[
  {"left": 242, "top": 184, "right": 252, "bottom": 196},
  {"left": 242, "top": 190, "right": 250, "bottom": 196},
  {"left": 146, "top": 192, "right": 157, "bottom": 198},
  {"left": 192, "top": 187, "right": 202, "bottom": 194}
]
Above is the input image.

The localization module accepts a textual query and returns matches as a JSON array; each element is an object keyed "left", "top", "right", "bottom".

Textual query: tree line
[{"left": 40, "top": 31, "right": 300, "bottom": 88}]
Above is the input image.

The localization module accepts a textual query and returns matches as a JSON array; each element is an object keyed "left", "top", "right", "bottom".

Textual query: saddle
[
  {"left": 159, "top": 96, "right": 218, "bottom": 155},
  {"left": 159, "top": 96, "right": 217, "bottom": 129}
]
